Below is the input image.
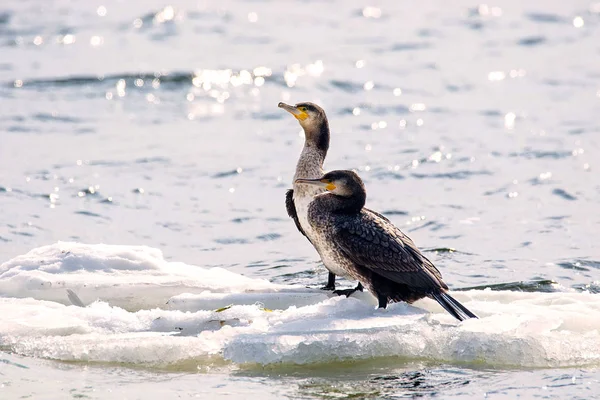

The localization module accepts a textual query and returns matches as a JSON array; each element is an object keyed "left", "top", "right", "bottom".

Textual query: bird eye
[{"left": 299, "top": 107, "right": 307, "bottom": 112}]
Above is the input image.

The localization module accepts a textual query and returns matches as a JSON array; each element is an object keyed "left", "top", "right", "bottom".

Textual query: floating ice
[
  {"left": 1, "top": 243, "right": 599, "bottom": 369},
  {"left": 0, "top": 242, "right": 299, "bottom": 310},
  {"left": 166, "top": 291, "right": 334, "bottom": 311}
]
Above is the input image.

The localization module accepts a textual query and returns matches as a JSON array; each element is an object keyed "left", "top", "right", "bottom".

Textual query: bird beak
[
  {"left": 295, "top": 178, "right": 336, "bottom": 191},
  {"left": 278, "top": 102, "right": 308, "bottom": 121}
]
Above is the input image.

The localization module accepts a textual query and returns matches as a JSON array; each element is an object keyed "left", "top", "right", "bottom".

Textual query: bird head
[
  {"left": 295, "top": 170, "right": 365, "bottom": 198},
  {"left": 278, "top": 102, "right": 329, "bottom": 150}
]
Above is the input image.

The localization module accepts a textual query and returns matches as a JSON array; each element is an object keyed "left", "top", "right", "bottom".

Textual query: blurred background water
[{"left": 1, "top": 0, "right": 599, "bottom": 398}]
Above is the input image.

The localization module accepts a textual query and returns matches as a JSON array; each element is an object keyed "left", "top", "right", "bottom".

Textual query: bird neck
[
  {"left": 294, "top": 122, "right": 329, "bottom": 181},
  {"left": 303, "top": 120, "right": 330, "bottom": 157},
  {"left": 313, "top": 192, "right": 365, "bottom": 215}
]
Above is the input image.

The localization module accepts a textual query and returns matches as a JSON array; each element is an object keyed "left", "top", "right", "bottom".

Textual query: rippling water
[{"left": 1, "top": 0, "right": 599, "bottom": 398}]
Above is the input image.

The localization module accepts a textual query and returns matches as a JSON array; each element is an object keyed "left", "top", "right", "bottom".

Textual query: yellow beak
[{"left": 278, "top": 102, "right": 308, "bottom": 121}]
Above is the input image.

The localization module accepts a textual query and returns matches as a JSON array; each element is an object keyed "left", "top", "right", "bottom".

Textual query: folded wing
[{"left": 333, "top": 213, "right": 446, "bottom": 291}]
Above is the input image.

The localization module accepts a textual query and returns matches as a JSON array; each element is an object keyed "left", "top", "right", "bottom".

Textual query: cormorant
[
  {"left": 279, "top": 102, "right": 364, "bottom": 295},
  {"left": 295, "top": 169, "right": 478, "bottom": 321}
]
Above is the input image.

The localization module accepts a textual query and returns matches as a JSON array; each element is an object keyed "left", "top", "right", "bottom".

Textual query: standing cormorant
[
  {"left": 279, "top": 102, "right": 364, "bottom": 295},
  {"left": 295, "top": 169, "right": 478, "bottom": 321}
]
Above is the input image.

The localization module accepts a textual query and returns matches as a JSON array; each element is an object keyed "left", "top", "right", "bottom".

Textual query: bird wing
[
  {"left": 332, "top": 213, "right": 446, "bottom": 290},
  {"left": 364, "top": 208, "right": 390, "bottom": 223},
  {"left": 285, "top": 189, "right": 311, "bottom": 242}
]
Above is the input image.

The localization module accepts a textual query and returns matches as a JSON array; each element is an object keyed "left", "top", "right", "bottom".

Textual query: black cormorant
[{"left": 295, "top": 169, "right": 478, "bottom": 321}]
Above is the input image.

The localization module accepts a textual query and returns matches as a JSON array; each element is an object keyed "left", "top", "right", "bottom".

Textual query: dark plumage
[
  {"left": 295, "top": 170, "right": 478, "bottom": 321},
  {"left": 285, "top": 189, "right": 308, "bottom": 241}
]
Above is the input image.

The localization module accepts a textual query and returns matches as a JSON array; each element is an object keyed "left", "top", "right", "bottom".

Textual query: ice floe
[{"left": 1, "top": 243, "right": 599, "bottom": 368}]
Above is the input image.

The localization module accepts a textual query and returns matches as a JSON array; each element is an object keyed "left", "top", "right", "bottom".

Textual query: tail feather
[{"left": 431, "top": 292, "right": 478, "bottom": 321}]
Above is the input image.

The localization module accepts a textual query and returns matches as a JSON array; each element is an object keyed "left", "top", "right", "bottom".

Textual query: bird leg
[
  {"left": 321, "top": 272, "right": 336, "bottom": 291},
  {"left": 333, "top": 282, "right": 364, "bottom": 297},
  {"left": 377, "top": 294, "right": 388, "bottom": 309}
]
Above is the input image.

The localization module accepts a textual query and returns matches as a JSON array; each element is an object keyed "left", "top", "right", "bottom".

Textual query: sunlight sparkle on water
[
  {"left": 573, "top": 16, "right": 584, "bottom": 28},
  {"left": 362, "top": 7, "right": 382, "bottom": 18},
  {"left": 97, "top": 6, "right": 107, "bottom": 17},
  {"left": 509, "top": 69, "right": 526, "bottom": 78},
  {"left": 193, "top": 70, "right": 232, "bottom": 88},
  {"left": 231, "top": 70, "right": 253, "bottom": 87},
  {"left": 284, "top": 70, "right": 298, "bottom": 87},
  {"left": 477, "top": 4, "right": 503, "bottom": 17},
  {"left": 429, "top": 151, "right": 443, "bottom": 163},
  {"left": 253, "top": 67, "right": 272, "bottom": 77},
  {"left": 488, "top": 71, "right": 506, "bottom": 81},
  {"left": 90, "top": 36, "right": 104, "bottom": 47},
  {"left": 58, "top": 34, "right": 76, "bottom": 45},
  {"left": 504, "top": 112, "right": 516, "bottom": 129},
  {"left": 284, "top": 61, "right": 323, "bottom": 87},
  {"left": 154, "top": 6, "right": 176, "bottom": 24},
  {"left": 410, "top": 103, "right": 426, "bottom": 112},
  {"left": 116, "top": 79, "right": 126, "bottom": 97},
  {"left": 406, "top": 215, "right": 426, "bottom": 226},
  {"left": 371, "top": 121, "right": 387, "bottom": 130},
  {"left": 306, "top": 60, "right": 324, "bottom": 76}
]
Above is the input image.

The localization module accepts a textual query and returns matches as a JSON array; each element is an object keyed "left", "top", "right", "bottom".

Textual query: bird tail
[{"left": 430, "top": 292, "right": 478, "bottom": 321}]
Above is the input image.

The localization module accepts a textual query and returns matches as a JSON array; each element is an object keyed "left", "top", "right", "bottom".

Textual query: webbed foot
[{"left": 333, "top": 282, "right": 364, "bottom": 297}]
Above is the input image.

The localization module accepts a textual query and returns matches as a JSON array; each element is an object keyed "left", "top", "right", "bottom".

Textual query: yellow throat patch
[{"left": 294, "top": 111, "right": 309, "bottom": 121}]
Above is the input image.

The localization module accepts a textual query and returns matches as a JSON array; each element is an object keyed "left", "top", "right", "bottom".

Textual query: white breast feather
[{"left": 292, "top": 145, "right": 351, "bottom": 278}]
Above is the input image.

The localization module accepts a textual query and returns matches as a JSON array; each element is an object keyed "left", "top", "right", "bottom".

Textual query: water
[{"left": 1, "top": 0, "right": 599, "bottom": 398}]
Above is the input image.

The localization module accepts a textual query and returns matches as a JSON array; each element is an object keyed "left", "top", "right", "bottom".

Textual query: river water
[{"left": 1, "top": 0, "right": 599, "bottom": 398}]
